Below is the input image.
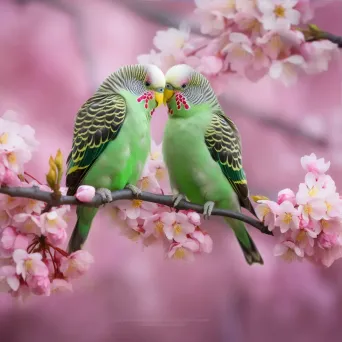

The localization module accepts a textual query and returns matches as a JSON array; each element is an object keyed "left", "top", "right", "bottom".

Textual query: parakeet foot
[
  {"left": 125, "top": 184, "right": 142, "bottom": 197},
  {"left": 203, "top": 201, "right": 215, "bottom": 220},
  {"left": 172, "top": 193, "right": 187, "bottom": 208},
  {"left": 96, "top": 188, "right": 113, "bottom": 204}
]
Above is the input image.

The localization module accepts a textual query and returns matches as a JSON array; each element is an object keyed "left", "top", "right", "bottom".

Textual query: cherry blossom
[
  {"left": 274, "top": 239, "right": 304, "bottom": 262},
  {"left": 257, "top": 0, "right": 300, "bottom": 30},
  {"left": 255, "top": 199, "right": 279, "bottom": 231},
  {"left": 26, "top": 275, "right": 51, "bottom": 296},
  {"left": 60, "top": 250, "right": 94, "bottom": 279},
  {"left": 275, "top": 201, "right": 300, "bottom": 233},
  {"left": 50, "top": 278, "right": 73, "bottom": 294},
  {"left": 255, "top": 153, "right": 342, "bottom": 267},
  {"left": 13, "top": 249, "right": 49, "bottom": 280},
  {"left": 161, "top": 211, "right": 196, "bottom": 243},
  {"left": 167, "top": 238, "right": 200, "bottom": 261},
  {"left": 194, "top": 0, "right": 228, "bottom": 36},
  {"left": 137, "top": 165, "right": 161, "bottom": 193},
  {"left": 223, "top": 33, "right": 254, "bottom": 73},
  {"left": 0, "top": 265, "right": 20, "bottom": 293},
  {"left": 138, "top": 0, "right": 338, "bottom": 86},
  {"left": 0, "top": 114, "right": 96, "bottom": 299},
  {"left": 190, "top": 228, "right": 213, "bottom": 253},
  {"left": 143, "top": 214, "right": 165, "bottom": 239},
  {"left": 153, "top": 27, "right": 190, "bottom": 55},
  {"left": 269, "top": 55, "right": 305, "bottom": 86},
  {"left": 0, "top": 226, "right": 30, "bottom": 257},
  {"left": 115, "top": 199, "right": 158, "bottom": 220},
  {"left": 300, "top": 153, "right": 330, "bottom": 175}
]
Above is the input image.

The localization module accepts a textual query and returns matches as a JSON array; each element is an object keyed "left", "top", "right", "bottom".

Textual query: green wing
[
  {"left": 204, "top": 111, "right": 252, "bottom": 211},
  {"left": 66, "top": 93, "right": 127, "bottom": 196}
]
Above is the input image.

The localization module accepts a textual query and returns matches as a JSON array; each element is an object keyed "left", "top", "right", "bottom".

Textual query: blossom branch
[
  {"left": 15, "top": 0, "right": 98, "bottom": 91},
  {"left": 302, "top": 24, "right": 342, "bottom": 48},
  {"left": 219, "top": 95, "right": 329, "bottom": 147},
  {"left": 0, "top": 186, "right": 270, "bottom": 235}
]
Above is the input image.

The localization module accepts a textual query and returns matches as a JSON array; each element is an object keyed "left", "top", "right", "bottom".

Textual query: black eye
[
  {"left": 166, "top": 84, "right": 173, "bottom": 90},
  {"left": 181, "top": 84, "right": 187, "bottom": 88},
  {"left": 145, "top": 81, "right": 151, "bottom": 87}
]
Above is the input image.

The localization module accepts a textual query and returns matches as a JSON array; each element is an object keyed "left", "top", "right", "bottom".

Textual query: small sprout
[
  {"left": 251, "top": 195, "right": 270, "bottom": 203},
  {"left": 45, "top": 149, "right": 64, "bottom": 195},
  {"left": 46, "top": 167, "right": 57, "bottom": 190}
]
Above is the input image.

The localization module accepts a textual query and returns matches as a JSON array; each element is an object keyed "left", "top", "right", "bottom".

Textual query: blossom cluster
[
  {"left": 138, "top": 0, "right": 339, "bottom": 86},
  {"left": 255, "top": 153, "right": 342, "bottom": 267},
  {"left": 77, "top": 141, "right": 213, "bottom": 260},
  {"left": 0, "top": 112, "right": 93, "bottom": 299},
  {"left": 103, "top": 141, "right": 213, "bottom": 261}
]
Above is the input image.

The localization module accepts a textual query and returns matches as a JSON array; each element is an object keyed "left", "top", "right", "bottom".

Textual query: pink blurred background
[{"left": 0, "top": 0, "right": 342, "bottom": 341}]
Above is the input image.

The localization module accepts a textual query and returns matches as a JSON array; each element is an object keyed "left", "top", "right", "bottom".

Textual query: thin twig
[
  {"left": 15, "top": 0, "right": 97, "bottom": 91},
  {"left": 0, "top": 186, "right": 270, "bottom": 235},
  {"left": 302, "top": 24, "right": 342, "bottom": 48},
  {"left": 219, "top": 95, "right": 329, "bottom": 147}
]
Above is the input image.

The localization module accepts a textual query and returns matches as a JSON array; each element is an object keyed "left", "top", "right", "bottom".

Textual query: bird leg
[
  {"left": 203, "top": 201, "right": 215, "bottom": 220},
  {"left": 96, "top": 188, "right": 113, "bottom": 204},
  {"left": 172, "top": 193, "right": 187, "bottom": 208},
  {"left": 125, "top": 184, "right": 142, "bottom": 197}
]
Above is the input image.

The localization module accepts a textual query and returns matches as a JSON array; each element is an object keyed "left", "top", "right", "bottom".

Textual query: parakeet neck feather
[
  {"left": 96, "top": 65, "right": 146, "bottom": 96},
  {"left": 186, "top": 72, "right": 221, "bottom": 110}
]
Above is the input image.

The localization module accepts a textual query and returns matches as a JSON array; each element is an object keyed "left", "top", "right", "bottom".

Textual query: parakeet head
[
  {"left": 164, "top": 64, "right": 217, "bottom": 117},
  {"left": 100, "top": 64, "right": 165, "bottom": 113}
]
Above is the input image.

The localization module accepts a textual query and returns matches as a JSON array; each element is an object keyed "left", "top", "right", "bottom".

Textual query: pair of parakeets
[{"left": 66, "top": 63, "right": 264, "bottom": 265}]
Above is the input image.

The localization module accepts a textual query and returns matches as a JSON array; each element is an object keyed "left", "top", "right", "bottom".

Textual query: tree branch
[
  {"left": 0, "top": 186, "right": 271, "bottom": 235},
  {"left": 219, "top": 95, "right": 329, "bottom": 147},
  {"left": 303, "top": 24, "right": 342, "bottom": 48}
]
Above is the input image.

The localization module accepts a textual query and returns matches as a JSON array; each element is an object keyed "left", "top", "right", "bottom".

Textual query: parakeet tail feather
[
  {"left": 236, "top": 230, "right": 264, "bottom": 265},
  {"left": 224, "top": 217, "right": 264, "bottom": 265},
  {"left": 67, "top": 207, "right": 98, "bottom": 253},
  {"left": 67, "top": 219, "right": 87, "bottom": 253}
]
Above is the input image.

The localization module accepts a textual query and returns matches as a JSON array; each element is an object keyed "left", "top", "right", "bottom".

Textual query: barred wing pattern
[
  {"left": 204, "top": 111, "right": 252, "bottom": 209},
  {"left": 66, "top": 93, "right": 127, "bottom": 196}
]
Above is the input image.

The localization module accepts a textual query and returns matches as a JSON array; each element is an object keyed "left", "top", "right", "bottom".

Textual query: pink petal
[
  {"left": 12, "top": 249, "right": 28, "bottom": 264},
  {"left": 273, "top": 243, "right": 288, "bottom": 256},
  {"left": 183, "top": 239, "right": 200, "bottom": 252},
  {"left": 163, "top": 225, "right": 174, "bottom": 240},
  {"left": 7, "top": 276, "right": 19, "bottom": 291}
]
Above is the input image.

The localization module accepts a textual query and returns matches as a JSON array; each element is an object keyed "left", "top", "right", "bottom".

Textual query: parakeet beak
[
  {"left": 154, "top": 91, "right": 164, "bottom": 107},
  {"left": 163, "top": 88, "right": 174, "bottom": 104}
]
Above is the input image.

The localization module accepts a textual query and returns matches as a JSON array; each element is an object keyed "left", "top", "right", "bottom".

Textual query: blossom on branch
[
  {"left": 108, "top": 140, "right": 214, "bottom": 261},
  {"left": 255, "top": 153, "right": 342, "bottom": 267},
  {"left": 0, "top": 112, "right": 93, "bottom": 299},
  {"left": 138, "top": 0, "right": 339, "bottom": 86}
]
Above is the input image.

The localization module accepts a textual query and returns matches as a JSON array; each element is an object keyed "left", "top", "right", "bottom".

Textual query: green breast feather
[
  {"left": 204, "top": 111, "right": 249, "bottom": 203},
  {"left": 66, "top": 93, "right": 127, "bottom": 196}
]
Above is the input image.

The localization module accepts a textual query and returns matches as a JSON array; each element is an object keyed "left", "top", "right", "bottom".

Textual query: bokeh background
[{"left": 0, "top": 0, "right": 341, "bottom": 341}]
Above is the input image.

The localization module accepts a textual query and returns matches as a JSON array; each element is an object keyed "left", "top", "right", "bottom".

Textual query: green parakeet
[
  {"left": 162, "top": 64, "right": 263, "bottom": 265},
  {"left": 66, "top": 64, "right": 165, "bottom": 253}
]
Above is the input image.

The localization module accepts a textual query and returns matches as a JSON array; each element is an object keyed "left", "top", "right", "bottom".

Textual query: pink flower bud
[
  {"left": 277, "top": 188, "right": 296, "bottom": 205},
  {"left": 0, "top": 227, "right": 29, "bottom": 258},
  {"left": 60, "top": 250, "right": 94, "bottom": 279},
  {"left": 51, "top": 279, "right": 73, "bottom": 294},
  {"left": 317, "top": 233, "right": 339, "bottom": 249},
  {"left": 75, "top": 185, "right": 96, "bottom": 203},
  {"left": 187, "top": 211, "right": 201, "bottom": 226},
  {"left": 26, "top": 275, "right": 51, "bottom": 296}
]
